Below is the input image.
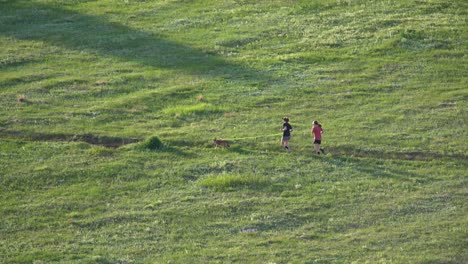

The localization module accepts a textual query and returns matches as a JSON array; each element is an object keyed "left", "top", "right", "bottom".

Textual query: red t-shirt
[{"left": 312, "top": 125, "right": 323, "bottom": 140}]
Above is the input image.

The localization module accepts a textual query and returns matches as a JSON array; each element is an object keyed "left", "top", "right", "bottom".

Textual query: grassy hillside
[{"left": 1, "top": 0, "right": 466, "bottom": 263}]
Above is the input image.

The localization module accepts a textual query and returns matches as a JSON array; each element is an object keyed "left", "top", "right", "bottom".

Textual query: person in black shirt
[{"left": 281, "top": 117, "right": 293, "bottom": 152}]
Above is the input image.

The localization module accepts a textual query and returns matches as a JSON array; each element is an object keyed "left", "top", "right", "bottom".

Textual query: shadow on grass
[
  {"left": 0, "top": 1, "right": 277, "bottom": 84},
  {"left": 326, "top": 145, "right": 467, "bottom": 162},
  {"left": 134, "top": 144, "right": 193, "bottom": 157},
  {"left": 323, "top": 154, "right": 427, "bottom": 183},
  {"left": 227, "top": 145, "right": 256, "bottom": 155},
  {"left": 320, "top": 146, "right": 464, "bottom": 184}
]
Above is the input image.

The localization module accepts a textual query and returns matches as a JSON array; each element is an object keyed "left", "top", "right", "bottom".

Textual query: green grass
[
  {"left": 198, "top": 173, "right": 270, "bottom": 192},
  {"left": 1, "top": 0, "right": 467, "bottom": 263}
]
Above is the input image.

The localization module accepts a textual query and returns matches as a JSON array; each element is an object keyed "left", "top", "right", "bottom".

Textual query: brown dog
[{"left": 213, "top": 138, "right": 230, "bottom": 148}]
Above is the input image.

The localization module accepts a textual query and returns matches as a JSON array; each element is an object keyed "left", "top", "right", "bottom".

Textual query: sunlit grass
[{"left": 198, "top": 174, "right": 270, "bottom": 192}]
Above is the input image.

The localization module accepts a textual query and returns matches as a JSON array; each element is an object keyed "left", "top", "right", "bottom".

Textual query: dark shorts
[
  {"left": 282, "top": 136, "right": 291, "bottom": 141},
  {"left": 314, "top": 139, "right": 321, "bottom": 144}
]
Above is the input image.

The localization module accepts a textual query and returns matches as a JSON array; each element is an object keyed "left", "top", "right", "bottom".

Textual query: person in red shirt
[{"left": 311, "top": 120, "right": 324, "bottom": 154}]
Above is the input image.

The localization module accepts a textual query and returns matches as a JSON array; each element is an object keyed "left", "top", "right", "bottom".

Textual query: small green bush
[{"left": 139, "top": 136, "right": 164, "bottom": 150}]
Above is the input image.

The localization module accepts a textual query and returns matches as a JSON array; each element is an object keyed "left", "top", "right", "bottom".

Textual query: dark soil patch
[{"left": 0, "top": 129, "right": 139, "bottom": 148}]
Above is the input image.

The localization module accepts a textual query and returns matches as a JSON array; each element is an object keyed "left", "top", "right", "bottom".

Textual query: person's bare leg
[
  {"left": 284, "top": 140, "right": 290, "bottom": 152},
  {"left": 314, "top": 143, "right": 320, "bottom": 154}
]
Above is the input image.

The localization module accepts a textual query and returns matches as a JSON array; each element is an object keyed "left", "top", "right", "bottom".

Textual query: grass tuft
[
  {"left": 137, "top": 135, "right": 164, "bottom": 150},
  {"left": 198, "top": 174, "right": 269, "bottom": 192}
]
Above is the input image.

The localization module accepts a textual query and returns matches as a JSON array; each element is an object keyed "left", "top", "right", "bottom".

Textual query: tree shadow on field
[
  {"left": 227, "top": 145, "right": 256, "bottom": 155},
  {"left": 0, "top": 1, "right": 277, "bottom": 84},
  {"left": 335, "top": 155, "right": 429, "bottom": 182},
  {"left": 321, "top": 145, "right": 465, "bottom": 183},
  {"left": 327, "top": 145, "right": 467, "bottom": 162}
]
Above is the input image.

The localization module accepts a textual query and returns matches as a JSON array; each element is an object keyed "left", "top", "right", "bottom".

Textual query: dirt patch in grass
[{"left": 0, "top": 129, "right": 138, "bottom": 148}]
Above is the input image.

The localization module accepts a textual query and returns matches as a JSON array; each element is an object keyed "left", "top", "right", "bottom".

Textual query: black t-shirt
[{"left": 283, "top": 123, "right": 292, "bottom": 137}]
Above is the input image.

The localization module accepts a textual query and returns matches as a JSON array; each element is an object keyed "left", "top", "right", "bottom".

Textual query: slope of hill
[{"left": 1, "top": 0, "right": 466, "bottom": 263}]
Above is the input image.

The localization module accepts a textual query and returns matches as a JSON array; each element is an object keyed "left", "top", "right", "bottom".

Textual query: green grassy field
[{"left": 1, "top": 0, "right": 467, "bottom": 263}]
